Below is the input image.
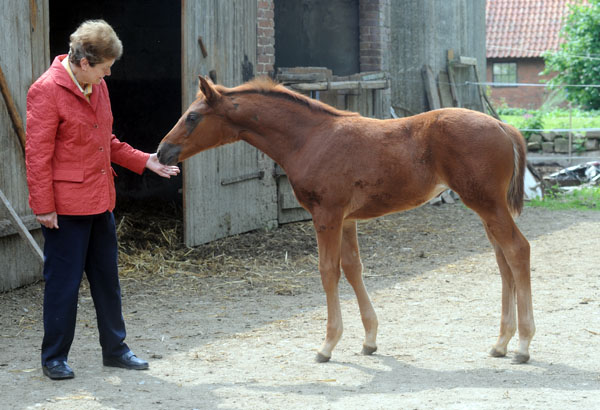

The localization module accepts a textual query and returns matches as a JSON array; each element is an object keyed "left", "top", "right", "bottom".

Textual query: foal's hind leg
[
  {"left": 483, "top": 225, "right": 517, "bottom": 359},
  {"left": 341, "top": 220, "right": 378, "bottom": 355},
  {"left": 478, "top": 208, "right": 535, "bottom": 363}
]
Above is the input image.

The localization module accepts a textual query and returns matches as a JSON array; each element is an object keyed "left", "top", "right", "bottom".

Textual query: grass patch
[
  {"left": 528, "top": 186, "right": 600, "bottom": 210},
  {"left": 499, "top": 108, "right": 600, "bottom": 131}
]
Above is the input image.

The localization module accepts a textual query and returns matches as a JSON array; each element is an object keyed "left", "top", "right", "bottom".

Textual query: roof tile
[{"left": 486, "top": 0, "right": 586, "bottom": 58}]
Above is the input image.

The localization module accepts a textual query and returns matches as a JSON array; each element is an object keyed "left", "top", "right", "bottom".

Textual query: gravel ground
[{"left": 0, "top": 203, "right": 599, "bottom": 409}]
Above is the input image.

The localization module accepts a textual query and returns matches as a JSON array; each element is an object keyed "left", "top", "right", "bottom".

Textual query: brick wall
[
  {"left": 486, "top": 58, "right": 557, "bottom": 109},
  {"left": 257, "top": 0, "right": 275, "bottom": 77},
  {"left": 359, "top": 0, "right": 390, "bottom": 72}
]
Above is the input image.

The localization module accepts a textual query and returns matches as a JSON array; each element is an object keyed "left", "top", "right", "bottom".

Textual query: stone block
[
  {"left": 541, "top": 141, "right": 554, "bottom": 153},
  {"left": 584, "top": 138, "right": 599, "bottom": 151},
  {"left": 553, "top": 137, "right": 569, "bottom": 153},
  {"left": 542, "top": 131, "right": 559, "bottom": 142},
  {"left": 528, "top": 134, "right": 543, "bottom": 144},
  {"left": 585, "top": 130, "right": 600, "bottom": 139},
  {"left": 527, "top": 141, "right": 541, "bottom": 151}
]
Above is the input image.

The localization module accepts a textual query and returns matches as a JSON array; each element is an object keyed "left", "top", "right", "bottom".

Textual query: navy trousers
[{"left": 40, "top": 211, "right": 129, "bottom": 366}]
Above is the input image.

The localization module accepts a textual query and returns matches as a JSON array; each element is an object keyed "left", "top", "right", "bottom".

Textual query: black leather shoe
[
  {"left": 42, "top": 360, "right": 74, "bottom": 380},
  {"left": 103, "top": 351, "right": 149, "bottom": 370}
]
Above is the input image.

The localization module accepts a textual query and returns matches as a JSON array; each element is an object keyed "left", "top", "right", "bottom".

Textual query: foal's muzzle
[{"left": 157, "top": 143, "right": 182, "bottom": 165}]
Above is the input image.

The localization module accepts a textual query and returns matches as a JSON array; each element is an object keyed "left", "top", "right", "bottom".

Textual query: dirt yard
[{"left": 1, "top": 203, "right": 599, "bottom": 409}]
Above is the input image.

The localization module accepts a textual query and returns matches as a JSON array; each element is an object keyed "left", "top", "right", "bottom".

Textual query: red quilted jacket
[{"left": 25, "top": 55, "right": 150, "bottom": 215}]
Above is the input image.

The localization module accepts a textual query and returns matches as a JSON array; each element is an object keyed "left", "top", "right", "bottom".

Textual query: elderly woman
[{"left": 25, "top": 20, "right": 179, "bottom": 380}]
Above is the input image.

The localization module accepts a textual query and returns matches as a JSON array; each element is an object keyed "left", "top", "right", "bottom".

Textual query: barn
[{"left": 0, "top": 0, "right": 486, "bottom": 291}]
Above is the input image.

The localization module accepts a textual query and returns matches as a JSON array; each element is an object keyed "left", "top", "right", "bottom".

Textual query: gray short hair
[{"left": 69, "top": 20, "right": 123, "bottom": 67}]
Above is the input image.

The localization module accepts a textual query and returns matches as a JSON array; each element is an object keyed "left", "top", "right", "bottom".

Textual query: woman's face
[{"left": 79, "top": 58, "right": 115, "bottom": 85}]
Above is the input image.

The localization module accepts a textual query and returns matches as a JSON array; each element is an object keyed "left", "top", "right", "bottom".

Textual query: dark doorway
[
  {"left": 274, "top": 0, "right": 359, "bottom": 76},
  {"left": 49, "top": 0, "right": 182, "bottom": 202}
]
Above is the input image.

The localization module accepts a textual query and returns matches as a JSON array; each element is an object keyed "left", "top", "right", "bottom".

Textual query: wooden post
[
  {"left": 0, "top": 64, "right": 27, "bottom": 156},
  {"left": 421, "top": 65, "right": 441, "bottom": 110},
  {"left": 0, "top": 189, "right": 44, "bottom": 263},
  {"left": 446, "top": 50, "right": 460, "bottom": 107}
]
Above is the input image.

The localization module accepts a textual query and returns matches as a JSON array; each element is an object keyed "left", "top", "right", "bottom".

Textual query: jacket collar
[{"left": 50, "top": 55, "right": 100, "bottom": 111}]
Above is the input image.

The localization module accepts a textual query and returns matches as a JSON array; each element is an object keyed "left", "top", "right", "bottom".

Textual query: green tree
[{"left": 543, "top": 0, "right": 600, "bottom": 109}]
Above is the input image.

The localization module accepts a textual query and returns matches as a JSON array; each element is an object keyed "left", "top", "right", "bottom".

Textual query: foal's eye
[{"left": 187, "top": 112, "right": 200, "bottom": 122}]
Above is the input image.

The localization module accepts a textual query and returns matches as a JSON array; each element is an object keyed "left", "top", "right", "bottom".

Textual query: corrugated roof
[{"left": 486, "top": 0, "right": 584, "bottom": 58}]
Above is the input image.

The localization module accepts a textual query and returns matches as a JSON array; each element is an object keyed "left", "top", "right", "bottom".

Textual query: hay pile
[
  {"left": 112, "top": 199, "right": 478, "bottom": 298},
  {"left": 113, "top": 200, "right": 319, "bottom": 296}
]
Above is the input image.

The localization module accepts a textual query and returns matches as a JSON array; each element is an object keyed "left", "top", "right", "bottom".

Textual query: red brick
[
  {"left": 360, "top": 49, "right": 382, "bottom": 57},
  {"left": 258, "top": 19, "right": 273, "bottom": 28},
  {"left": 258, "top": 28, "right": 274, "bottom": 37},
  {"left": 257, "top": 9, "right": 274, "bottom": 19},
  {"left": 258, "top": 1, "right": 272, "bottom": 10}
]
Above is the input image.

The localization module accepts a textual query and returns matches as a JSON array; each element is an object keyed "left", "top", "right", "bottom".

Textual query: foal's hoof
[
  {"left": 315, "top": 352, "right": 331, "bottom": 363},
  {"left": 511, "top": 353, "right": 530, "bottom": 364},
  {"left": 362, "top": 344, "right": 377, "bottom": 356},
  {"left": 489, "top": 346, "right": 507, "bottom": 358}
]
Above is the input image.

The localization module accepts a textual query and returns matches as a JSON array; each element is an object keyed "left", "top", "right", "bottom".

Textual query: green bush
[
  {"left": 520, "top": 112, "right": 545, "bottom": 139},
  {"left": 543, "top": 0, "right": 600, "bottom": 109},
  {"left": 497, "top": 107, "right": 529, "bottom": 116}
]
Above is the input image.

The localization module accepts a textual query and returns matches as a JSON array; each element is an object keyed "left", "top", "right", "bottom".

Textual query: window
[
  {"left": 274, "top": 0, "right": 359, "bottom": 76},
  {"left": 492, "top": 62, "right": 517, "bottom": 86}
]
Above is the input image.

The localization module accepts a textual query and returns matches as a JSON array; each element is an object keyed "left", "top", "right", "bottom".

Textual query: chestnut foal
[{"left": 157, "top": 77, "right": 534, "bottom": 364}]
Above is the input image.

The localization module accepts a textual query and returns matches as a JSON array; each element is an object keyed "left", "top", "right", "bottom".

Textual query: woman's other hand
[{"left": 37, "top": 212, "right": 58, "bottom": 229}]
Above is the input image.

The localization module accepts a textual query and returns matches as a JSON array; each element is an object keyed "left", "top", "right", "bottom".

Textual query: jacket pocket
[{"left": 53, "top": 169, "right": 85, "bottom": 182}]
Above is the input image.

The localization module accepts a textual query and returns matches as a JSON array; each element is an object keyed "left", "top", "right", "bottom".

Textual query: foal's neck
[{"left": 233, "top": 98, "right": 326, "bottom": 167}]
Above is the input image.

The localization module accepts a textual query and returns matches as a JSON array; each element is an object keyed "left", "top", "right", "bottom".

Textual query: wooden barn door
[
  {"left": 181, "top": 1, "right": 278, "bottom": 246},
  {"left": 0, "top": 0, "right": 48, "bottom": 290}
]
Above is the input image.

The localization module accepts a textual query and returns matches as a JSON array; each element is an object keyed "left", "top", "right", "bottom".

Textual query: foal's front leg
[
  {"left": 341, "top": 220, "right": 378, "bottom": 355},
  {"left": 313, "top": 215, "right": 344, "bottom": 363}
]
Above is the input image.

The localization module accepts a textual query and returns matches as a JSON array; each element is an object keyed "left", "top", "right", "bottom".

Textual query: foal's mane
[{"left": 220, "top": 77, "right": 359, "bottom": 118}]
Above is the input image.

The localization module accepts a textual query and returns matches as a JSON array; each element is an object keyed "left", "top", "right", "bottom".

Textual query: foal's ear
[{"left": 198, "top": 75, "right": 220, "bottom": 105}]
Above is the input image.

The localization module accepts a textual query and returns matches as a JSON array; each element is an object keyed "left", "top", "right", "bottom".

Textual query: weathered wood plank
[
  {"left": 290, "top": 80, "right": 388, "bottom": 91},
  {"left": 421, "top": 64, "right": 441, "bottom": 110},
  {"left": 182, "top": 0, "right": 278, "bottom": 246},
  {"left": 0, "top": 65, "right": 27, "bottom": 154},
  {"left": 438, "top": 71, "right": 454, "bottom": 108},
  {"left": 277, "top": 73, "right": 329, "bottom": 83},
  {"left": 0, "top": 189, "right": 43, "bottom": 262},
  {"left": 0, "top": 214, "right": 39, "bottom": 237},
  {"left": 1, "top": 0, "right": 47, "bottom": 290}
]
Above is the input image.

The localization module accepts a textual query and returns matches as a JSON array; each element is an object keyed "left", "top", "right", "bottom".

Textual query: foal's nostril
[{"left": 156, "top": 143, "right": 182, "bottom": 165}]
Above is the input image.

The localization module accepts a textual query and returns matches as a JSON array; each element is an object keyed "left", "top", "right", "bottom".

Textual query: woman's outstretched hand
[{"left": 146, "top": 153, "right": 180, "bottom": 178}]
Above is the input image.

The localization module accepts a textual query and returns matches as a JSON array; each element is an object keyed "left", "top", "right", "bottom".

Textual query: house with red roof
[{"left": 486, "top": 0, "right": 584, "bottom": 109}]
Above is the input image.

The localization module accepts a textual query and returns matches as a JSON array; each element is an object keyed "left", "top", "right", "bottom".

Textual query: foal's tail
[{"left": 502, "top": 123, "right": 526, "bottom": 216}]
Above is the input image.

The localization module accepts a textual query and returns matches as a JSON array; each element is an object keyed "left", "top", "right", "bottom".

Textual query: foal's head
[
  {"left": 157, "top": 76, "right": 240, "bottom": 165},
  {"left": 157, "top": 75, "right": 354, "bottom": 165}
]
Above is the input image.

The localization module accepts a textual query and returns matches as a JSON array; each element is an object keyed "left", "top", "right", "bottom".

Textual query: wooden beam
[
  {"left": 421, "top": 65, "right": 441, "bottom": 110},
  {"left": 0, "top": 189, "right": 44, "bottom": 263},
  {"left": 437, "top": 71, "right": 454, "bottom": 108},
  {"left": 0, "top": 214, "right": 39, "bottom": 237},
  {"left": 289, "top": 80, "right": 388, "bottom": 92},
  {"left": 277, "top": 72, "right": 329, "bottom": 83},
  {"left": 451, "top": 56, "right": 478, "bottom": 67},
  {"left": 0, "top": 64, "right": 27, "bottom": 156},
  {"left": 446, "top": 50, "right": 461, "bottom": 107}
]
